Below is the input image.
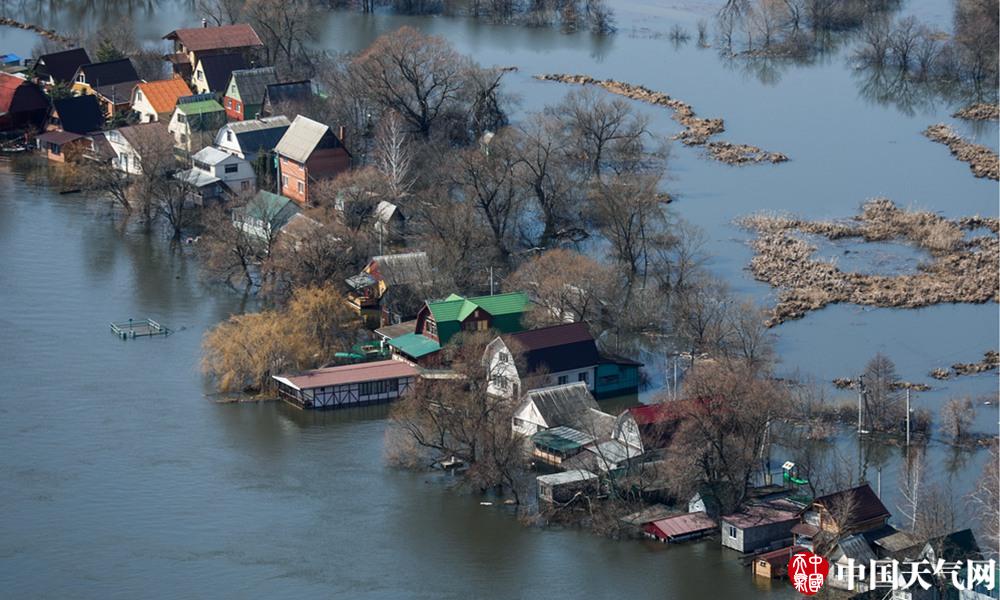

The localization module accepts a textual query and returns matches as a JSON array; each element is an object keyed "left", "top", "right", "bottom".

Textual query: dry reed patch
[
  {"left": 739, "top": 198, "right": 999, "bottom": 326},
  {"left": 923, "top": 124, "right": 999, "bottom": 180},
  {"left": 535, "top": 73, "right": 788, "bottom": 165},
  {"left": 953, "top": 103, "right": 999, "bottom": 121}
]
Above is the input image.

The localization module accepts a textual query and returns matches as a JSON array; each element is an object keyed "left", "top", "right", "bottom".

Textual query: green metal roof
[
  {"left": 531, "top": 426, "right": 593, "bottom": 453},
  {"left": 387, "top": 332, "right": 440, "bottom": 358},
  {"left": 176, "top": 99, "right": 224, "bottom": 115},
  {"left": 425, "top": 291, "right": 529, "bottom": 324}
]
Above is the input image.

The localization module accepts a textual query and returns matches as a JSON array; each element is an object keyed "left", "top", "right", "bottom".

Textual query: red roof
[
  {"left": 757, "top": 546, "right": 806, "bottom": 567},
  {"left": 0, "top": 73, "right": 47, "bottom": 113},
  {"left": 628, "top": 402, "right": 683, "bottom": 426},
  {"left": 165, "top": 24, "right": 263, "bottom": 52},
  {"left": 275, "top": 360, "right": 417, "bottom": 391},
  {"left": 645, "top": 512, "right": 717, "bottom": 540}
]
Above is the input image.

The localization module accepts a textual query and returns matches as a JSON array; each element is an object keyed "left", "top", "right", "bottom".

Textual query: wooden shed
[{"left": 753, "top": 546, "right": 805, "bottom": 579}]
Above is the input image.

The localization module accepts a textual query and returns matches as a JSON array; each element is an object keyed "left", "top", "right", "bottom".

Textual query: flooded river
[{"left": 0, "top": 1, "right": 996, "bottom": 597}]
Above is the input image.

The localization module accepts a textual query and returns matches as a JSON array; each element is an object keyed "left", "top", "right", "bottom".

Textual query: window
[
  {"left": 236, "top": 103, "right": 241, "bottom": 113},
  {"left": 226, "top": 99, "right": 232, "bottom": 109},
  {"left": 297, "top": 181, "right": 304, "bottom": 193},
  {"left": 498, "top": 351, "right": 510, "bottom": 364},
  {"left": 197, "top": 70, "right": 203, "bottom": 80},
  {"left": 77, "top": 73, "right": 84, "bottom": 83},
  {"left": 578, "top": 372, "right": 589, "bottom": 384},
  {"left": 727, "top": 525, "right": 737, "bottom": 539},
  {"left": 51, "top": 144, "right": 61, "bottom": 155},
  {"left": 226, "top": 130, "right": 233, "bottom": 142},
  {"left": 557, "top": 375, "right": 568, "bottom": 385},
  {"left": 177, "top": 114, "right": 187, "bottom": 124},
  {"left": 359, "top": 379, "right": 399, "bottom": 397},
  {"left": 136, "top": 90, "right": 142, "bottom": 101},
  {"left": 224, "top": 163, "right": 239, "bottom": 174},
  {"left": 282, "top": 175, "right": 289, "bottom": 187},
  {"left": 179, "top": 133, "right": 188, "bottom": 144},
  {"left": 493, "top": 375, "right": 509, "bottom": 390},
  {"left": 424, "top": 319, "right": 437, "bottom": 337},
  {"left": 241, "top": 181, "right": 250, "bottom": 191}
]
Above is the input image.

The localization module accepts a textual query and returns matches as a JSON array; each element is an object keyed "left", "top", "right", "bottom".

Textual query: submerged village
[{"left": 0, "top": 0, "right": 998, "bottom": 597}]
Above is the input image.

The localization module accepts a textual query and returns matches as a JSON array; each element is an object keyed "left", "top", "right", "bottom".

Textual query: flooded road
[{"left": 0, "top": 1, "right": 996, "bottom": 597}]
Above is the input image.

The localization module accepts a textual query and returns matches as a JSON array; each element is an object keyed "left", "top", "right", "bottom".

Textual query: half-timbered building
[{"left": 272, "top": 360, "right": 418, "bottom": 410}]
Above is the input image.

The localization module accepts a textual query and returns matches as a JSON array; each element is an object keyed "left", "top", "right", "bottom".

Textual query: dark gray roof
[
  {"left": 94, "top": 81, "right": 139, "bottom": 104},
  {"left": 77, "top": 58, "right": 138, "bottom": 87},
  {"left": 229, "top": 66, "right": 277, "bottom": 106},
  {"left": 524, "top": 383, "right": 600, "bottom": 431},
  {"left": 264, "top": 80, "right": 312, "bottom": 106},
  {"left": 225, "top": 116, "right": 290, "bottom": 153},
  {"left": 36, "top": 48, "right": 90, "bottom": 83},
  {"left": 51, "top": 95, "right": 104, "bottom": 134},
  {"left": 198, "top": 53, "right": 248, "bottom": 93}
]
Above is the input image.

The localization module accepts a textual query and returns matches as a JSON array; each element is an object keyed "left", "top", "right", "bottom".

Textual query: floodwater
[{"left": 0, "top": 1, "right": 997, "bottom": 597}]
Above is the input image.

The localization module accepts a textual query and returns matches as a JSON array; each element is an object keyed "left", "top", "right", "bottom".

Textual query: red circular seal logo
[{"left": 788, "top": 551, "right": 829, "bottom": 596}]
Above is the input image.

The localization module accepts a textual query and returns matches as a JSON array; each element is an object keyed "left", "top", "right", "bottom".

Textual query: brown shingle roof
[
  {"left": 165, "top": 24, "right": 263, "bottom": 53},
  {"left": 813, "top": 484, "right": 890, "bottom": 525},
  {"left": 273, "top": 360, "right": 418, "bottom": 391},
  {"left": 135, "top": 78, "right": 192, "bottom": 114}
]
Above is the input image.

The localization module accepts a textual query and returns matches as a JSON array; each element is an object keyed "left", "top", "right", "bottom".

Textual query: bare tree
[
  {"left": 940, "top": 397, "right": 976, "bottom": 442},
  {"left": 374, "top": 111, "right": 414, "bottom": 200},
  {"left": 862, "top": 353, "right": 904, "bottom": 432},
  {"left": 506, "top": 248, "right": 615, "bottom": 327},
  {"left": 552, "top": 88, "right": 649, "bottom": 179}
]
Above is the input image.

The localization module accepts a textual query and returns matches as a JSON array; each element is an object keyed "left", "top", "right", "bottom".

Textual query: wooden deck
[{"left": 110, "top": 318, "right": 170, "bottom": 339}]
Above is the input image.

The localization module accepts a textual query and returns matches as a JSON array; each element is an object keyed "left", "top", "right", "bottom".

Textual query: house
[
  {"left": 644, "top": 511, "right": 717, "bottom": 543},
  {"left": 0, "top": 73, "right": 48, "bottom": 131},
  {"left": 222, "top": 66, "right": 277, "bottom": 120},
  {"left": 373, "top": 200, "right": 405, "bottom": 241},
  {"left": 387, "top": 291, "right": 530, "bottom": 364},
  {"left": 104, "top": 122, "right": 174, "bottom": 175},
  {"left": 71, "top": 58, "right": 140, "bottom": 118},
  {"left": 48, "top": 95, "right": 104, "bottom": 134},
  {"left": 720, "top": 500, "right": 801, "bottom": 553},
  {"left": 612, "top": 401, "right": 689, "bottom": 455},
  {"left": 175, "top": 146, "right": 255, "bottom": 202},
  {"left": 231, "top": 190, "right": 300, "bottom": 242},
  {"left": 277, "top": 213, "right": 333, "bottom": 250},
  {"left": 273, "top": 359, "right": 418, "bottom": 410},
  {"left": 35, "top": 130, "right": 92, "bottom": 162},
  {"left": 261, "top": 79, "right": 313, "bottom": 116},
  {"left": 168, "top": 94, "right": 226, "bottom": 153},
  {"left": 163, "top": 23, "right": 263, "bottom": 79},
  {"left": 753, "top": 546, "right": 806, "bottom": 579},
  {"left": 213, "top": 115, "right": 290, "bottom": 162},
  {"left": 536, "top": 469, "right": 600, "bottom": 504},
  {"left": 511, "top": 382, "right": 602, "bottom": 437},
  {"left": 345, "top": 251, "right": 434, "bottom": 326},
  {"left": 274, "top": 115, "right": 351, "bottom": 204},
  {"left": 131, "top": 78, "right": 193, "bottom": 123},
  {"left": 483, "top": 322, "right": 642, "bottom": 400},
  {"left": 33, "top": 48, "right": 90, "bottom": 87},
  {"left": 797, "top": 484, "right": 891, "bottom": 550},
  {"left": 827, "top": 533, "right": 881, "bottom": 591},
  {"left": 191, "top": 52, "right": 248, "bottom": 95}
]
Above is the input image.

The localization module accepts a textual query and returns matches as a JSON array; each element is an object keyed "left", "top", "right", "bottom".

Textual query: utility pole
[
  {"left": 856, "top": 374, "right": 865, "bottom": 434},
  {"left": 489, "top": 266, "right": 494, "bottom": 295},
  {"left": 906, "top": 388, "right": 911, "bottom": 446}
]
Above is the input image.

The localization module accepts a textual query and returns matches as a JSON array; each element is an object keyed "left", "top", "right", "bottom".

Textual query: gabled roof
[
  {"left": 196, "top": 52, "right": 248, "bottom": 93},
  {"left": 76, "top": 58, "right": 138, "bottom": 87},
  {"left": 722, "top": 502, "right": 800, "bottom": 529},
  {"left": 275, "top": 115, "right": 345, "bottom": 163},
  {"left": 426, "top": 291, "right": 530, "bottom": 324},
  {"left": 922, "top": 529, "right": 981, "bottom": 562},
  {"left": 0, "top": 73, "right": 47, "bottom": 115},
  {"left": 647, "top": 512, "right": 717, "bottom": 541},
  {"left": 273, "top": 359, "right": 416, "bottom": 391},
  {"left": 191, "top": 145, "right": 237, "bottom": 165},
  {"left": 221, "top": 115, "right": 290, "bottom": 153},
  {"left": 523, "top": 382, "right": 599, "bottom": 430},
  {"left": 228, "top": 66, "right": 277, "bottom": 105},
  {"left": 51, "top": 95, "right": 104, "bottom": 134},
  {"left": 236, "top": 190, "right": 299, "bottom": 226},
  {"left": 36, "top": 130, "right": 86, "bottom": 145},
  {"left": 115, "top": 121, "right": 172, "bottom": 150},
  {"left": 532, "top": 426, "right": 594, "bottom": 452},
  {"left": 504, "top": 322, "right": 600, "bottom": 374},
  {"left": 834, "top": 534, "right": 878, "bottom": 563},
  {"left": 175, "top": 167, "right": 220, "bottom": 188},
  {"left": 35, "top": 48, "right": 90, "bottom": 83},
  {"left": 94, "top": 81, "right": 141, "bottom": 104},
  {"left": 813, "top": 484, "right": 890, "bottom": 526},
  {"left": 264, "top": 80, "right": 312, "bottom": 106},
  {"left": 164, "top": 24, "right": 263, "bottom": 52},
  {"left": 371, "top": 252, "right": 431, "bottom": 286},
  {"left": 135, "top": 78, "right": 192, "bottom": 114}
]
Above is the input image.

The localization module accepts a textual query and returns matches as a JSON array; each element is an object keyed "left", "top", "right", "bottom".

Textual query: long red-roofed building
[{"left": 273, "top": 359, "right": 418, "bottom": 410}]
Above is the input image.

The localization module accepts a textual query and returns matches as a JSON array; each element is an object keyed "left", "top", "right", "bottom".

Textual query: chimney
[
  {"left": 338, "top": 125, "right": 345, "bottom": 143},
  {"left": 202, "top": 18, "right": 208, "bottom": 28}
]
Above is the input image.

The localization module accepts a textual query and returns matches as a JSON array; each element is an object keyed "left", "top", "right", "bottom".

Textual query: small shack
[
  {"left": 273, "top": 359, "right": 418, "bottom": 410},
  {"left": 753, "top": 546, "right": 805, "bottom": 579},
  {"left": 721, "top": 501, "right": 800, "bottom": 553},
  {"left": 531, "top": 426, "right": 593, "bottom": 467},
  {"left": 643, "top": 511, "right": 717, "bottom": 543},
  {"left": 536, "top": 469, "right": 599, "bottom": 504}
]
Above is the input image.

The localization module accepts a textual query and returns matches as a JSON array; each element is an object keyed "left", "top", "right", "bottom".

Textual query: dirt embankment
[
  {"left": 0, "top": 18, "right": 73, "bottom": 46},
  {"left": 923, "top": 124, "right": 999, "bottom": 181},
  {"left": 953, "top": 103, "right": 1000, "bottom": 121},
  {"left": 930, "top": 350, "right": 999, "bottom": 379},
  {"left": 832, "top": 378, "right": 930, "bottom": 391},
  {"left": 535, "top": 73, "right": 788, "bottom": 165},
  {"left": 739, "top": 198, "right": 1000, "bottom": 326}
]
